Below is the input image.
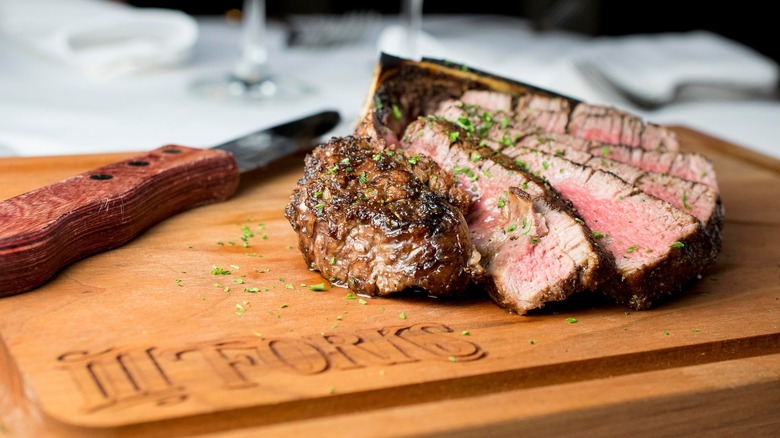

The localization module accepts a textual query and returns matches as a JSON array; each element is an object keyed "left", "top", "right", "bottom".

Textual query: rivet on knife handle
[{"left": 0, "top": 146, "right": 239, "bottom": 297}]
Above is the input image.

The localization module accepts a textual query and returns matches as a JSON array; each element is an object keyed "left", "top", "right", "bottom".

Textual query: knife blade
[{"left": 0, "top": 110, "right": 341, "bottom": 297}]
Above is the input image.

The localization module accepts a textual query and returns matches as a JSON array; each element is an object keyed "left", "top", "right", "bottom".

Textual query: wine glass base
[{"left": 189, "top": 74, "right": 312, "bottom": 101}]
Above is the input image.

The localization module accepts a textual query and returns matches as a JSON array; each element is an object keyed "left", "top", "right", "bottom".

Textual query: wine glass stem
[
  {"left": 402, "top": 0, "right": 423, "bottom": 59},
  {"left": 234, "top": 0, "right": 268, "bottom": 83}
]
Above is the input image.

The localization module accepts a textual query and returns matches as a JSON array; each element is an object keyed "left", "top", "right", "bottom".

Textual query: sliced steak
[
  {"left": 457, "top": 90, "right": 681, "bottom": 152},
  {"left": 568, "top": 103, "right": 680, "bottom": 151},
  {"left": 461, "top": 90, "right": 513, "bottom": 111},
  {"left": 434, "top": 99, "right": 717, "bottom": 190},
  {"left": 285, "top": 135, "right": 484, "bottom": 297},
  {"left": 516, "top": 136, "right": 723, "bottom": 234},
  {"left": 400, "top": 118, "right": 612, "bottom": 313},
  {"left": 514, "top": 93, "right": 572, "bottom": 134},
  {"left": 596, "top": 143, "right": 718, "bottom": 190},
  {"left": 498, "top": 145, "right": 715, "bottom": 309}
]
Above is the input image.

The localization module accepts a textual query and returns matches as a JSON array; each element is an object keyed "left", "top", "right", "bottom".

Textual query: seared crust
[{"left": 285, "top": 135, "right": 483, "bottom": 297}]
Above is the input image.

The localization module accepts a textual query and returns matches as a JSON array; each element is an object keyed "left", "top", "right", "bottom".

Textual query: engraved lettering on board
[{"left": 57, "top": 323, "right": 485, "bottom": 412}]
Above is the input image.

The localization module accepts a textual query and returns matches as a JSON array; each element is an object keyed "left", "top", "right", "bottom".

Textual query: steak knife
[{"left": 0, "top": 110, "right": 341, "bottom": 297}]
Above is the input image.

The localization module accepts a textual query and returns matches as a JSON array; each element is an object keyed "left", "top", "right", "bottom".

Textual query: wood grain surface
[{"left": 0, "top": 127, "right": 778, "bottom": 437}]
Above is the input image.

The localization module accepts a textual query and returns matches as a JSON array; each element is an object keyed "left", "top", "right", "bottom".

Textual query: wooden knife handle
[{"left": 0, "top": 145, "right": 240, "bottom": 297}]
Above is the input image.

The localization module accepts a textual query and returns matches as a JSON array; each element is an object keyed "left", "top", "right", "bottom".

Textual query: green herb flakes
[
  {"left": 391, "top": 104, "right": 402, "bottom": 120},
  {"left": 399, "top": 311, "right": 407, "bottom": 320},
  {"left": 625, "top": 245, "right": 640, "bottom": 253},
  {"left": 448, "top": 131, "right": 460, "bottom": 143},
  {"left": 497, "top": 197, "right": 506, "bottom": 208},
  {"left": 507, "top": 224, "right": 518, "bottom": 233},
  {"left": 461, "top": 330, "right": 471, "bottom": 336},
  {"left": 681, "top": 192, "right": 691, "bottom": 210},
  {"left": 358, "top": 298, "right": 368, "bottom": 305},
  {"left": 309, "top": 283, "right": 326, "bottom": 291},
  {"left": 211, "top": 266, "right": 231, "bottom": 275},
  {"left": 566, "top": 317, "right": 577, "bottom": 324},
  {"left": 670, "top": 241, "right": 685, "bottom": 249},
  {"left": 345, "top": 293, "right": 357, "bottom": 300},
  {"left": 233, "top": 278, "right": 245, "bottom": 284}
]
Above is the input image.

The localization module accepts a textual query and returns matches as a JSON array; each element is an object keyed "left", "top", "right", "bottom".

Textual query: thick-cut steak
[
  {"left": 400, "top": 117, "right": 612, "bottom": 313},
  {"left": 285, "top": 135, "right": 483, "bottom": 297}
]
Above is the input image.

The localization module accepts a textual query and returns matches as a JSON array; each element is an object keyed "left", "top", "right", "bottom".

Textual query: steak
[
  {"left": 514, "top": 136, "right": 723, "bottom": 234},
  {"left": 460, "top": 90, "right": 680, "bottom": 151},
  {"left": 285, "top": 135, "right": 484, "bottom": 297},
  {"left": 435, "top": 98, "right": 718, "bottom": 189},
  {"left": 400, "top": 117, "right": 612, "bottom": 313},
  {"left": 409, "top": 109, "right": 717, "bottom": 309},
  {"left": 498, "top": 144, "right": 716, "bottom": 309}
]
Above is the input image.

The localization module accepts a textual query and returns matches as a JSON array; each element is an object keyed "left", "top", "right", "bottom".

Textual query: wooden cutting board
[{"left": 1, "top": 127, "right": 779, "bottom": 437}]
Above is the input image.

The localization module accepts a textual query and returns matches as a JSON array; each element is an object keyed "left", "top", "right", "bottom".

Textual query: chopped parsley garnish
[
  {"left": 529, "top": 237, "right": 540, "bottom": 244},
  {"left": 592, "top": 231, "right": 605, "bottom": 239},
  {"left": 244, "top": 287, "right": 260, "bottom": 293},
  {"left": 470, "top": 151, "right": 482, "bottom": 162},
  {"left": 340, "top": 158, "right": 350, "bottom": 165},
  {"left": 461, "top": 330, "right": 471, "bottom": 336},
  {"left": 211, "top": 266, "right": 231, "bottom": 275},
  {"left": 574, "top": 218, "right": 585, "bottom": 225},
  {"left": 312, "top": 191, "right": 322, "bottom": 198},
  {"left": 566, "top": 317, "right": 577, "bottom": 324},
  {"left": 448, "top": 131, "right": 460, "bottom": 143},
  {"left": 399, "top": 311, "right": 407, "bottom": 320},
  {"left": 500, "top": 117, "right": 509, "bottom": 129},
  {"left": 497, "top": 197, "right": 506, "bottom": 208},
  {"left": 373, "top": 96, "right": 384, "bottom": 110},
  {"left": 345, "top": 292, "right": 357, "bottom": 300},
  {"left": 681, "top": 192, "right": 691, "bottom": 210},
  {"left": 541, "top": 161, "right": 549, "bottom": 170},
  {"left": 391, "top": 104, "right": 402, "bottom": 120},
  {"left": 601, "top": 146, "right": 610, "bottom": 156},
  {"left": 408, "top": 154, "right": 420, "bottom": 165},
  {"left": 670, "top": 241, "right": 685, "bottom": 249},
  {"left": 372, "top": 152, "right": 383, "bottom": 161},
  {"left": 625, "top": 245, "right": 639, "bottom": 253},
  {"left": 326, "top": 165, "right": 338, "bottom": 175},
  {"left": 507, "top": 224, "right": 518, "bottom": 233},
  {"left": 358, "top": 298, "right": 368, "bottom": 305},
  {"left": 314, "top": 203, "right": 326, "bottom": 214},
  {"left": 457, "top": 116, "right": 475, "bottom": 132},
  {"left": 501, "top": 135, "right": 513, "bottom": 148},
  {"left": 309, "top": 283, "right": 326, "bottom": 291}
]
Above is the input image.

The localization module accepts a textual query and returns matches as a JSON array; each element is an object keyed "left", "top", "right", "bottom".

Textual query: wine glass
[
  {"left": 401, "top": 0, "right": 424, "bottom": 60},
  {"left": 190, "top": 0, "right": 309, "bottom": 100}
]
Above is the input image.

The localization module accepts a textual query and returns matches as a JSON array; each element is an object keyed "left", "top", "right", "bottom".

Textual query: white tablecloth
[{"left": 1, "top": 12, "right": 778, "bottom": 160}]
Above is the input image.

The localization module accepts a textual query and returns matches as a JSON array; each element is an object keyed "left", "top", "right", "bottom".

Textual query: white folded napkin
[
  {"left": 0, "top": 0, "right": 198, "bottom": 79},
  {"left": 579, "top": 31, "right": 779, "bottom": 105}
]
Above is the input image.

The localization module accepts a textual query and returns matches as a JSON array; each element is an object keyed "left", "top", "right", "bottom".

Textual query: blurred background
[
  {"left": 125, "top": 0, "right": 779, "bottom": 66},
  {"left": 1, "top": 0, "right": 778, "bottom": 159}
]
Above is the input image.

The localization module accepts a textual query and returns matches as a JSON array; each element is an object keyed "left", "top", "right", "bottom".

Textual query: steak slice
[
  {"left": 568, "top": 103, "right": 679, "bottom": 151},
  {"left": 457, "top": 90, "right": 681, "bottom": 152},
  {"left": 513, "top": 93, "right": 572, "bottom": 134},
  {"left": 400, "top": 118, "right": 612, "bottom": 313},
  {"left": 285, "top": 135, "right": 483, "bottom": 297}
]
